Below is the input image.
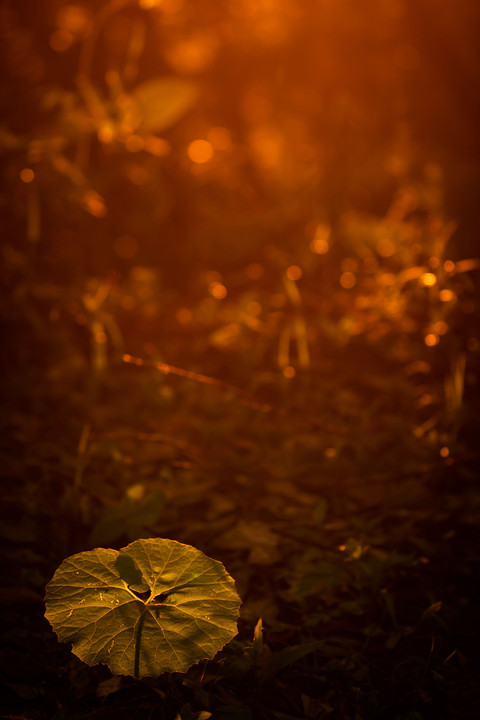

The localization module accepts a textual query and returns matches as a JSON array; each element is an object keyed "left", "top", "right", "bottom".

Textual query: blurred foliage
[{"left": 1, "top": 0, "right": 479, "bottom": 387}]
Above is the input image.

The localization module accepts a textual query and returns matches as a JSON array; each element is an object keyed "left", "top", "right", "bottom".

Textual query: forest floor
[{"left": 1, "top": 328, "right": 480, "bottom": 720}]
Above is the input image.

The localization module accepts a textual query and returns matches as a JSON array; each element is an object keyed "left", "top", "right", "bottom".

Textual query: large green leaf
[{"left": 45, "top": 538, "right": 241, "bottom": 678}]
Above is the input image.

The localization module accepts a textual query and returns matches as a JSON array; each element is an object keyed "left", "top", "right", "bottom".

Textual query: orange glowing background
[{"left": 1, "top": 0, "right": 480, "bottom": 376}]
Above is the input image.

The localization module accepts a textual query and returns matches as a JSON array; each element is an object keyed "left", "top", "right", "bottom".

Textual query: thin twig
[
  {"left": 122, "top": 353, "right": 348, "bottom": 435},
  {"left": 122, "top": 353, "right": 274, "bottom": 412}
]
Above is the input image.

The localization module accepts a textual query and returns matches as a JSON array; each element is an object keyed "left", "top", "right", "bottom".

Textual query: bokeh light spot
[
  {"left": 114, "top": 235, "right": 138, "bottom": 260},
  {"left": 83, "top": 190, "right": 107, "bottom": 218},
  {"left": 379, "top": 272, "right": 396, "bottom": 286},
  {"left": 144, "top": 137, "right": 171, "bottom": 156},
  {"left": 125, "top": 135, "right": 145, "bottom": 152},
  {"left": 246, "top": 301, "right": 261, "bottom": 316},
  {"left": 283, "top": 365, "right": 296, "bottom": 378},
  {"left": 376, "top": 238, "right": 396, "bottom": 257},
  {"left": 431, "top": 321, "right": 448, "bottom": 335},
  {"left": 286, "top": 265, "right": 302, "bottom": 281},
  {"left": 439, "top": 289, "right": 455, "bottom": 302},
  {"left": 166, "top": 32, "right": 217, "bottom": 74},
  {"left": 444, "top": 260, "right": 455, "bottom": 273},
  {"left": 440, "top": 446, "right": 450, "bottom": 458},
  {"left": 49, "top": 30, "right": 73, "bottom": 52},
  {"left": 20, "top": 168, "right": 35, "bottom": 183},
  {"left": 98, "top": 123, "right": 115, "bottom": 143},
  {"left": 57, "top": 5, "right": 90, "bottom": 34},
  {"left": 95, "top": 330, "right": 107, "bottom": 344},
  {"left": 187, "top": 139, "right": 214, "bottom": 164},
  {"left": 209, "top": 281, "right": 227, "bottom": 299},
  {"left": 310, "top": 235, "right": 330, "bottom": 254},
  {"left": 128, "top": 166, "right": 150, "bottom": 185},
  {"left": 420, "top": 272, "right": 437, "bottom": 287},
  {"left": 339, "top": 272, "right": 356, "bottom": 289},
  {"left": 207, "top": 126, "right": 232, "bottom": 150},
  {"left": 176, "top": 308, "right": 193, "bottom": 324},
  {"left": 246, "top": 263, "right": 264, "bottom": 279},
  {"left": 249, "top": 126, "right": 283, "bottom": 169},
  {"left": 425, "top": 333, "right": 439, "bottom": 347}
]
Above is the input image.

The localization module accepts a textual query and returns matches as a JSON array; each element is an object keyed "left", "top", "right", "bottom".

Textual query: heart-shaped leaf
[{"left": 45, "top": 538, "right": 241, "bottom": 677}]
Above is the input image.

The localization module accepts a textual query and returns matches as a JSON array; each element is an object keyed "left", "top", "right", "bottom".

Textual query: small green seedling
[{"left": 45, "top": 537, "right": 241, "bottom": 678}]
